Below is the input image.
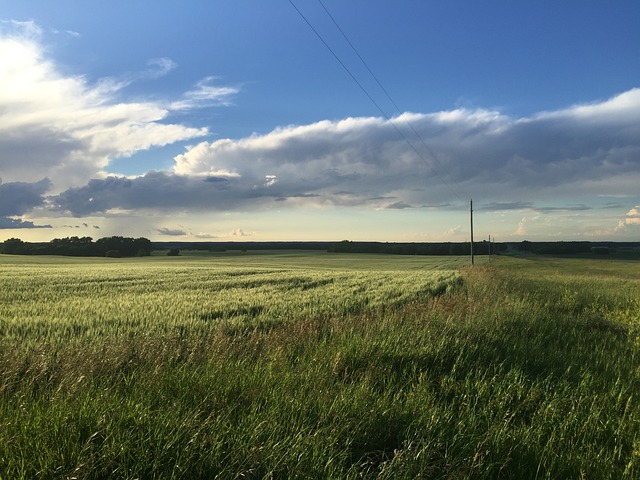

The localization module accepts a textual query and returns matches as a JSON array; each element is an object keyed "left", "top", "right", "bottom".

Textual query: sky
[{"left": 1, "top": 0, "right": 639, "bottom": 243}]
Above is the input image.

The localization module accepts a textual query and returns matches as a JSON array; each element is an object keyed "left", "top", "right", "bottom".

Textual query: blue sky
[{"left": 1, "top": 1, "right": 639, "bottom": 242}]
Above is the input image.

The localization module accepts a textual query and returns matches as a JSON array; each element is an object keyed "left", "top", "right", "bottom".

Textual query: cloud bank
[
  {"left": 2, "top": 20, "right": 639, "bottom": 239},
  {"left": 50, "top": 89, "right": 640, "bottom": 219},
  {"left": 0, "top": 178, "right": 52, "bottom": 228}
]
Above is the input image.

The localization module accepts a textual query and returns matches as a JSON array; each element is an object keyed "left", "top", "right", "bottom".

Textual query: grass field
[
  {"left": 0, "top": 252, "right": 638, "bottom": 478},
  {"left": 0, "top": 252, "right": 464, "bottom": 341}
]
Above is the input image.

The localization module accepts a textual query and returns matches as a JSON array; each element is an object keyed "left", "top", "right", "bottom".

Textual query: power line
[
  {"left": 317, "top": 0, "right": 399, "bottom": 113},
  {"left": 316, "top": 0, "right": 469, "bottom": 202},
  {"left": 287, "top": 0, "right": 391, "bottom": 123},
  {"left": 288, "top": 0, "right": 469, "bottom": 204},
  {"left": 300, "top": 1, "right": 477, "bottom": 262}
]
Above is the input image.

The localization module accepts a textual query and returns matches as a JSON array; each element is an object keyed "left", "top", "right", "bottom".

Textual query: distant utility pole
[{"left": 470, "top": 199, "right": 474, "bottom": 266}]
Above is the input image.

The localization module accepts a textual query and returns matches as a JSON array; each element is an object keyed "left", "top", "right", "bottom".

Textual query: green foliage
[
  {"left": 0, "top": 237, "right": 28, "bottom": 254},
  {"left": 95, "top": 236, "right": 152, "bottom": 257},
  {"left": 0, "top": 236, "right": 153, "bottom": 257},
  {"left": 0, "top": 253, "right": 638, "bottom": 478}
]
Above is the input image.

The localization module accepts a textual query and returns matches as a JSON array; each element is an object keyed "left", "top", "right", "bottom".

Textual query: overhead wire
[
  {"left": 316, "top": 0, "right": 470, "bottom": 202},
  {"left": 288, "top": 0, "right": 469, "bottom": 204}
]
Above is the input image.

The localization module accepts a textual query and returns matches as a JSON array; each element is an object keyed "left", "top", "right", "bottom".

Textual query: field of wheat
[
  {"left": 0, "top": 252, "right": 462, "bottom": 341},
  {"left": 0, "top": 251, "right": 638, "bottom": 479}
]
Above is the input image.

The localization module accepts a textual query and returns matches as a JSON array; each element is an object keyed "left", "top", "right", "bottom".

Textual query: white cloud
[
  {"left": 542, "top": 89, "right": 640, "bottom": 124},
  {"left": 614, "top": 205, "right": 640, "bottom": 233},
  {"left": 445, "top": 225, "right": 462, "bottom": 236},
  {"left": 264, "top": 175, "right": 278, "bottom": 187},
  {"left": 0, "top": 19, "right": 42, "bottom": 38},
  {"left": 46, "top": 88, "right": 640, "bottom": 238},
  {"left": 52, "top": 29, "right": 81, "bottom": 38},
  {"left": 231, "top": 228, "right": 249, "bottom": 237},
  {"left": 170, "top": 89, "right": 640, "bottom": 210},
  {"left": 145, "top": 57, "right": 177, "bottom": 79},
  {"left": 516, "top": 217, "right": 528, "bottom": 236},
  {"left": 0, "top": 23, "right": 236, "bottom": 193},
  {"left": 615, "top": 216, "right": 640, "bottom": 233},
  {"left": 170, "top": 76, "right": 239, "bottom": 111},
  {"left": 3, "top": 21, "right": 639, "bottom": 242}
]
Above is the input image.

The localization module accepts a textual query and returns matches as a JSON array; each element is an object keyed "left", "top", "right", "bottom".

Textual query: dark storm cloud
[
  {"left": 156, "top": 227, "right": 188, "bottom": 236},
  {"left": 51, "top": 171, "right": 280, "bottom": 216},
  {"left": 0, "top": 217, "right": 52, "bottom": 229},
  {"left": 0, "top": 176, "right": 53, "bottom": 228},
  {"left": 0, "top": 178, "right": 51, "bottom": 217}
]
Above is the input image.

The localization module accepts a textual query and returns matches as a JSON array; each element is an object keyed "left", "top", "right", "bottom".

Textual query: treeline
[
  {"left": 155, "top": 240, "right": 504, "bottom": 256},
  {"left": 153, "top": 241, "right": 332, "bottom": 252},
  {"left": 3, "top": 238, "right": 636, "bottom": 258},
  {"left": 330, "top": 240, "right": 640, "bottom": 256},
  {"left": 154, "top": 240, "right": 499, "bottom": 256},
  {"left": 328, "top": 240, "right": 502, "bottom": 255},
  {"left": 516, "top": 241, "right": 640, "bottom": 255},
  {"left": 0, "top": 236, "right": 153, "bottom": 258}
]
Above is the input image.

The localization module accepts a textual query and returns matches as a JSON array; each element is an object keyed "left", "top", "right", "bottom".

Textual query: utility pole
[{"left": 470, "top": 199, "right": 474, "bottom": 266}]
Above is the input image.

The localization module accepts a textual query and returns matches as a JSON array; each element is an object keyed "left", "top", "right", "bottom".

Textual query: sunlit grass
[
  {"left": 0, "top": 252, "right": 638, "bottom": 478},
  {"left": 0, "top": 252, "right": 462, "bottom": 341}
]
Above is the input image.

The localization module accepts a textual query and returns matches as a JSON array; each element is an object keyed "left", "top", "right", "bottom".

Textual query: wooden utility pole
[{"left": 470, "top": 199, "right": 474, "bottom": 266}]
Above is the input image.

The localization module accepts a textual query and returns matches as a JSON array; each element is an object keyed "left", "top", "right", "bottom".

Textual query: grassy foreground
[{"left": 0, "top": 253, "right": 639, "bottom": 478}]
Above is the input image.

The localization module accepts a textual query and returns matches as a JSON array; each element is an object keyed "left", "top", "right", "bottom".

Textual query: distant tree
[
  {"left": 96, "top": 236, "right": 153, "bottom": 257},
  {"left": 48, "top": 236, "right": 95, "bottom": 256},
  {"left": 133, "top": 237, "right": 153, "bottom": 255},
  {"left": 167, "top": 248, "right": 180, "bottom": 256},
  {"left": 1, "top": 238, "right": 28, "bottom": 255},
  {"left": 105, "top": 250, "right": 121, "bottom": 258},
  {"left": 0, "top": 236, "right": 154, "bottom": 257},
  {"left": 519, "top": 241, "right": 532, "bottom": 252}
]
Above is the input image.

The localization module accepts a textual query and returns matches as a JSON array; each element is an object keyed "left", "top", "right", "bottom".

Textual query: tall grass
[{"left": 0, "top": 253, "right": 638, "bottom": 478}]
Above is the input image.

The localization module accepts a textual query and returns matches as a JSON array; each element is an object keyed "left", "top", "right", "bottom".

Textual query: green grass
[
  {"left": 0, "top": 252, "right": 463, "bottom": 342},
  {"left": 0, "top": 252, "right": 638, "bottom": 479}
]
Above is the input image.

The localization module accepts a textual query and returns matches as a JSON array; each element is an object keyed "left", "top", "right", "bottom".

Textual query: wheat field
[{"left": 1, "top": 252, "right": 638, "bottom": 479}]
